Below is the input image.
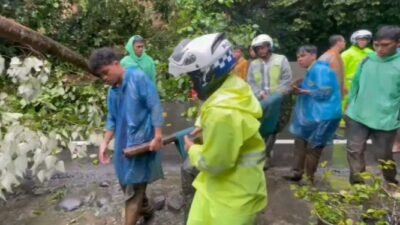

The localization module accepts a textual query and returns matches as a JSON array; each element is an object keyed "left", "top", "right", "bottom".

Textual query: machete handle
[{"left": 123, "top": 133, "right": 177, "bottom": 158}]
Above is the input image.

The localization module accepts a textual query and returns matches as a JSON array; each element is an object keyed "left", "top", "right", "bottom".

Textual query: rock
[
  {"left": 58, "top": 197, "right": 83, "bottom": 212},
  {"left": 99, "top": 181, "right": 110, "bottom": 188},
  {"left": 167, "top": 192, "right": 184, "bottom": 212},
  {"left": 83, "top": 191, "right": 96, "bottom": 205},
  {"left": 96, "top": 196, "right": 111, "bottom": 208},
  {"left": 152, "top": 195, "right": 166, "bottom": 211},
  {"left": 32, "top": 187, "right": 50, "bottom": 196}
]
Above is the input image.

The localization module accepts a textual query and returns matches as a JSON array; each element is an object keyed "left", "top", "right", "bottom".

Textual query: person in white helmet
[
  {"left": 340, "top": 29, "right": 373, "bottom": 128},
  {"left": 169, "top": 33, "right": 267, "bottom": 225},
  {"left": 247, "top": 34, "right": 293, "bottom": 168}
]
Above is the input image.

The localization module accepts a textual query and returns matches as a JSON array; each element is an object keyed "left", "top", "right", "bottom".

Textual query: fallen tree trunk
[{"left": 0, "top": 16, "right": 94, "bottom": 75}]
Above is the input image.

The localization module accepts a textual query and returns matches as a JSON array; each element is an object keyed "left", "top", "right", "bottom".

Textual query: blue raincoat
[
  {"left": 106, "top": 68, "right": 164, "bottom": 186},
  {"left": 289, "top": 61, "right": 342, "bottom": 148}
]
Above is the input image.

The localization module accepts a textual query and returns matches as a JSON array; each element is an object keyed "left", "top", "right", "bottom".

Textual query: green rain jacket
[
  {"left": 120, "top": 35, "right": 157, "bottom": 83},
  {"left": 346, "top": 52, "right": 400, "bottom": 131},
  {"left": 188, "top": 75, "right": 267, "bottom": 217}
]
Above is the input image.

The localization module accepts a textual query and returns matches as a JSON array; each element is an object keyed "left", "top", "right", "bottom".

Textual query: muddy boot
[
  {"left": 282, "top": 170, "right": 303, "bottom": 182},
  {"left": 283, "top": 138, "right": 307, "bottom": 181},
  {"left": 304, "top": 148, "right": 323, "bottom": 184},
  {"left": 181, "top": 158, "right": 199, "bottom": 223}
]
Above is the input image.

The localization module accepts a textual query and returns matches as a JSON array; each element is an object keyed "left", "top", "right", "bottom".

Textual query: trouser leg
[
  {"left": 392, "top": 129, "right": 400, "bottom": 153},
  {"left": 264, "top": 133, "right": 277, "bottom": 169},
  {"left": 292, "top": 137, "right": 308, "bottom": 177},
  {"left": 304, "top": 147, "right": 323, "bottom": 183},
  {"left": 181, "top": 158, "right": 199, "bottom": 223},
  {"left": 345, "top": 117, "right": 370, "bottom": 184},
  {"left": 370, "top": 129, "right": 398, "bottom": 184},
  {"left": 265, "top": 133, "right": 277, "bottom": 158}
]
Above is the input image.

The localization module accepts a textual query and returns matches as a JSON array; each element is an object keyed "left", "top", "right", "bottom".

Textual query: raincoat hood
[
  {"left": 120, "top": 35, "right": 157, "bottom": 83},
  {"left": 202, "top": 74, "right": 263, "bottom": 119},
  {"left": 125, "top": 35, "right": 147, "bottom": 60}
]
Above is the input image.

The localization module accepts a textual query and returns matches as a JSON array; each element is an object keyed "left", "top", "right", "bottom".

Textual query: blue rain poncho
[
  {"left": 106, "top": 68, "right": 164, "bottom": 186},
  {"left": 289, "top": 61, "right": 342, "bottom": 148}
]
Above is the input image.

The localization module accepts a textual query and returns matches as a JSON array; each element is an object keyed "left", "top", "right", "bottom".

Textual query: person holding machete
[{"left": 89, "top": 47, "right": 164, "bottom": 225}]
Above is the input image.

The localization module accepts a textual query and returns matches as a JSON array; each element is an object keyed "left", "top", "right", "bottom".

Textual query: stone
[
  {"left": 152, "top": 195, "right": 166, "bottom": 211},
  {"left": 96, "top": 196, "right": 111, "bottom": 208},
  {"left": 83, "top": 191, "right": 96, "bottom": 205},
  {"left": 58, "top": 197, "right": 83, "bottom": 212},
  {"left": 99, "top": 181, "right": 110, "bottom": 188},
  {"left": 32, "top": 187, "right": 50, "bottom": 196},
  {"left": 166, "top": 192, "right": 184, "bottom": 212}
]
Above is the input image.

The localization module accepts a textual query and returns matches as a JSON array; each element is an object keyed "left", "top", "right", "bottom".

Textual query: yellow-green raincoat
[{"left": 187, "top": 75, "right": 267, "bottom": 225}]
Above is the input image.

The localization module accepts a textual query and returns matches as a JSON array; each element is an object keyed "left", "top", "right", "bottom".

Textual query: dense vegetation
[{"left": 0, "top": 0, "right": 399, "bottom": 198}]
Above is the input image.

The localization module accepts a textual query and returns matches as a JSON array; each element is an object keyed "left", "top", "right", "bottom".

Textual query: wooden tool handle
[{"left": 123, "top": 133, "right": 177, "bottom": 158}]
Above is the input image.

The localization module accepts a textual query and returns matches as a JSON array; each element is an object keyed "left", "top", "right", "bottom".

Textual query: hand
[
  {"left": 184, "top": 135, "right": 194, "bottom": 151},
  {"left": 292, "top": 85, "right": 302, "bottom": 95},
  {"left": 190, "top": 128, "right": 202, "bottom": 137},
  {"left": 99, "top": 141, "right": 111, "bottom": 164},
  {"left": 292, "top": 86, "right": 310, "bottom": 95},
  {"left": 258, "top": 91, "right": 268, "bottom": 100},
  {"left": 292, "top": 78, "right": 304, "bottom": 87},
  {"left": 261, "top": 93, "right": 269, "bottom": 100},
  {"left": 149, "top": 136, "right": 163, "bottom": 151}
]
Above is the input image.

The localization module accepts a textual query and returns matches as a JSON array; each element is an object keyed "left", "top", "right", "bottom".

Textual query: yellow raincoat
[{"left": 187, "top": 75, "right": 267, "bottom": 225}]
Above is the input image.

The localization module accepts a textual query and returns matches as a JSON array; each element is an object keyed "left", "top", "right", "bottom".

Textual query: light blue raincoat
[{"left": 106, "top": 68, "right": 164, "bottom": 186}]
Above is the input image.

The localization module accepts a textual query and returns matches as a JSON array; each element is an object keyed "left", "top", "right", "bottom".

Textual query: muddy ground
[{"left": 1, "top": 140, "right": 399, "bottom": 225}]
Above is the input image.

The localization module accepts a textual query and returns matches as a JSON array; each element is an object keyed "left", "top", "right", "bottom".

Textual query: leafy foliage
[
  {"left": 291, "top": 162, "right": 400, "bottom": 224},
  {"left": 0, "top": 55, "right": 105, "bottom": 199},
  {"left": 0, "top": 115, "right": 65, "bottom": 200},
  {"left": 1, "top": 0, "right": 400, "bottom": 199}
]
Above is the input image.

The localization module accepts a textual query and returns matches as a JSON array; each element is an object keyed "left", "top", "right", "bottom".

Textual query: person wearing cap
[{"left": 121, "top": 35, "right": 157, "bottom": 83}]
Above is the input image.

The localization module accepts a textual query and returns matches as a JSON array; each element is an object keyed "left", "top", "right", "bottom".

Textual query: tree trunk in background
[{"left": 0, "top": 16, "right": 95, "bottom": 76}]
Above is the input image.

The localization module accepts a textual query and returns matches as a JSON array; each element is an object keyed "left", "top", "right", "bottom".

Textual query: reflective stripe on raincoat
[
  {"left": 120, "top": 35, "right": 157, "bottom": 83},
  {"left": 106, "top": 68, "right": 164, "bottom": 186},
  {"left": 188, "top": 75, "right": 267, "bottom": 220},
  {"left": 247, "top": 54, "right": 294, "bottom": 138},
  {"left": 247, "top": 54, "right": 292, "bottom": 96}
]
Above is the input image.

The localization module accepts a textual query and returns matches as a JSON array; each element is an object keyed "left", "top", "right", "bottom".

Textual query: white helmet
[
  {"left": 251, "top": 34, "right": 274, "bottom": 48},
  {"left": 168, "top": 33, "right": 236, "bottom": 100},
  {"left": 350, "top": 29, "right": 372, "bottom": 44}
]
